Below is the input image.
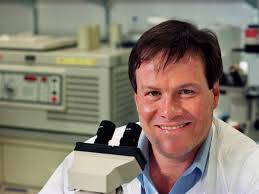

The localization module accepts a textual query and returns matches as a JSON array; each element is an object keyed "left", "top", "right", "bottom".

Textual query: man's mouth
[{"left": 158, "top": 122, "right": 191, "bottom": 131}]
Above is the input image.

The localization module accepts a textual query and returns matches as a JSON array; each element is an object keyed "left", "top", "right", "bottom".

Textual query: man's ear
[{"left": 212, "top": 81, "right": 220, "bottom": 109}]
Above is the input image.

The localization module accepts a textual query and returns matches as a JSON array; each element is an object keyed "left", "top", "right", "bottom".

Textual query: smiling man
[
  {"left": 127, "top": 20, "right": 259, "bottom": 194},
  {"left": 39, "top": 20, "right": 259, "bottom": 194},
  {"left": 133, "top": 53, "right": 218, "bottom": 193}
]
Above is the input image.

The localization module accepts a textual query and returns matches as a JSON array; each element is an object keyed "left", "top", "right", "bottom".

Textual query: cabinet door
[{"left": 2, "top": 139, "right": 73, "bottom": 188}]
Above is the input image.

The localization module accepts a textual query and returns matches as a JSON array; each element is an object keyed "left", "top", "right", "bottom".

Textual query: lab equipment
[
  {"left": 94, "top": 120, "right": 116, "bottom": 144},
  {"left": 244, "top": 24, "right": 259, "bottom": 53},
  {"left": 0, "top": 33, "right": 76, "bottom": 51},
  {"left": 78, "top": 25, "right": 100, "bottom": 51},
  {"left": 109, "top": 24, "right": 122, "bottom": 48},
  {"left": 242, "top": 53, "right": 259, "bottom": 140},
  {"left": 68, "top": 121, "right": 146, "bottom": 194},
  {"left": 219, "top": 50, "right": 259, "bottom": 141},
  {"left": 0, "top": 46, "right": 137, "bottom": 136}
]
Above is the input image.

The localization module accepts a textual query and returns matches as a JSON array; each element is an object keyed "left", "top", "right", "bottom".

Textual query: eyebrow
[
  {"left": 177, "top": 83, "right": 200, "bottom": 89},
  {"left": 140, "top": 83, "right": 200, "bottom": 90},
  {"left": 140, "top": 85, "right": 159, "bottom": 90}
]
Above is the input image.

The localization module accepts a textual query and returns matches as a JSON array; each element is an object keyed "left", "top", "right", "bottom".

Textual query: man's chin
[{"left": 153, "top": 141, "right": 197, "bottom": 160}]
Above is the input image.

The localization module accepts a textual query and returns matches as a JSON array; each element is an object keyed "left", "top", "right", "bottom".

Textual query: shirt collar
[
  {"left": 137, "top": 130, "right": 149, "bottom": 161},
  {"left": 190, "top": 129, "right": 212, "bottom": 174}
]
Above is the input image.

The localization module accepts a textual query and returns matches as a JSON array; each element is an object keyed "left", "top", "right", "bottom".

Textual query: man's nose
[{"left": 159, "top": 97, "right": 183, "bottom": 119}]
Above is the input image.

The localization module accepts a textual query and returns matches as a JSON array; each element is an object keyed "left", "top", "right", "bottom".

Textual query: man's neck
[{"left": 149, "top": 147, "right": 199, "bottom": 194}]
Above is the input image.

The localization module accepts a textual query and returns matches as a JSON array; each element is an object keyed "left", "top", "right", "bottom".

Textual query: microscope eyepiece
[
  {"left": 94, "top": 120, "right": 116, "bottom": 145},
  {"left": 120, "top": 122, "right": 142, "bottom": 147}
]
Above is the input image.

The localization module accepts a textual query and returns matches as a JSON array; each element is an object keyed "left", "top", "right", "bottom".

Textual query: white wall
[
  {"left": 0, "top": 1, "right": 32, "bottom": 34},
  {"left": 111, "top": 1, "right": 257, "bottom": 34},
  {"left": 0, "top": 0, "right": 257, "bottom": 39},
  {"left": 37, "top": 0, "right": 105, "bottom": 36}
]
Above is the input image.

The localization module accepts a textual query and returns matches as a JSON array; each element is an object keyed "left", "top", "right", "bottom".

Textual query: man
[{"left": 39, "top": 20, "right": 259, "bottom": 194}]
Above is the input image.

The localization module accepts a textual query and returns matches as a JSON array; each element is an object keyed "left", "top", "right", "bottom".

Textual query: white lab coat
[{"left": 39, "top": 118, "right": 259, "bottom": 194}]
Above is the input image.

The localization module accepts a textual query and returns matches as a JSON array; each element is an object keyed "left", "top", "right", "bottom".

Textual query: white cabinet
[{"left": 0, "top": 137, "right": 74, "bottom": 193}]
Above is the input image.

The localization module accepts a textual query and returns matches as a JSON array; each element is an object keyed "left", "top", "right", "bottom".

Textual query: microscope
[{"left": 68, "top": 120, "right": 146, "bottom": 194}]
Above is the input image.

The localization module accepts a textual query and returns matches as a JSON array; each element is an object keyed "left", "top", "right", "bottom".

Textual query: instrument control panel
[{"left": 0, "top": 64, "right": 65, "bottom": 110}]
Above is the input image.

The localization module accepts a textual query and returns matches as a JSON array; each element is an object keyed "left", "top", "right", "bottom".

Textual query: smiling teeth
[{"left": 160, "top": 123, "right": 188, "bottom": 130}]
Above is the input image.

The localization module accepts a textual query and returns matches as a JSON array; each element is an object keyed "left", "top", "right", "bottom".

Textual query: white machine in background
[
  {"left": 0, "top": 33, "right": 76, "bottom": 51},
  {"left": 0, "top": 32, "right": 138, "bottom": 194},
  {"left": 0, "top": 46, "right": 137, "bottom": 136}
]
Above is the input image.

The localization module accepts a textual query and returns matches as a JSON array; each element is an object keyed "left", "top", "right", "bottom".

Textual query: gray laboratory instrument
[
  {"left": 0, "top": 34, "right": 138, "bottom": 194},
  {"left": 0, "top": 45, "right": 137, "bottom": 136},
  {"left": 0, "top": 33, "right": 76, "bottom": 51}
]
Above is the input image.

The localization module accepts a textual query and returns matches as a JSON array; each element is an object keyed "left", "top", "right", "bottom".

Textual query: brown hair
[{"left": 128, "top": 20, "right": 223, "bottom": 93}]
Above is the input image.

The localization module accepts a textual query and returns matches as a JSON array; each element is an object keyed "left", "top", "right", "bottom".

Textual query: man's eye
[
  {"left": 147, "top": 91, "right": 160, "bottom": 97},
  {"left": 178, "top": 89, "right": 194, "bottom": 95}
]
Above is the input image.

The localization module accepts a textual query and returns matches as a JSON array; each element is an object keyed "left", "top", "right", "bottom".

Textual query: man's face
[{"left": 134, "top": 53, "right": 219, "bottom": 160}]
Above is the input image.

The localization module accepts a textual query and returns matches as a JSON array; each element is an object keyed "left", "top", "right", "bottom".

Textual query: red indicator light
[
  {"left": 245, "top": 28, "right": 258, "bottom": 37},
  {"left": 24, "top": 75, "right": 37, "bottom": 81},
  {"left": 51, "top": 96, "right": 57, "bottom": 103},
  {"left": 41, "top": 76, "right": 47, "bottom": 82}
]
